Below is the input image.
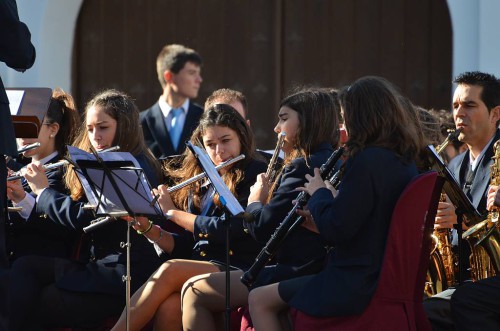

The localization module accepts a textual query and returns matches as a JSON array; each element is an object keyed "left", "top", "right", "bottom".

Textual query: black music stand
[
  {"left": 427, "top": 145, "right": 483, "bottom": 285},
  {"left": 186, "top": 141, "right": 245, "bottom": 331},
  {"left": 68, "top": 146, "right": 162, "bottom": 331}
]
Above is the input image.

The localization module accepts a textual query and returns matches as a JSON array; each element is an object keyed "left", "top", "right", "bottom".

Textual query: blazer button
[
  {"left": 200, "top": 251, "right": 207, "bottom": 257},
  {"left": 243, "top": 228, "right": 249, "bottom": 234},
  {"left": 229, "top": 250, "right": 233, "bottom": 256}
]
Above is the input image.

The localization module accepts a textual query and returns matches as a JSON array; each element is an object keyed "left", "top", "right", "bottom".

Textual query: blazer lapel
[{"left": 469, "top": 129, "right": 500, "bottom": 210}]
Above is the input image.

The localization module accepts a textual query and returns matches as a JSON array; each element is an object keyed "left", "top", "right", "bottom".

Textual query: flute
[
  {"left": 17, "top": 142, "right": 41, "bottom": 154},
  {"left": 149, "top": 154, "right": 246, "bottom": 206},
  {"left": 240, "top": 147, "right": 344, "bottom": 287},
  {"left": 7, "top": 159, "right": 70, "bottom": 181},
  {"left": 7, "top": 146, "right": 121, "bottom": 181}
]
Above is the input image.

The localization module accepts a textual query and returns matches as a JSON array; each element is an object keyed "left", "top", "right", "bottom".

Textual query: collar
[
  {"left": 158, "top": 97, "right": 190, "bottom": 119},
  {"left": 35, "top": 151, "right": 59, "bottom": 166},
  {"left": 469, "top": 134, "right": 495, "bottom": 171}
]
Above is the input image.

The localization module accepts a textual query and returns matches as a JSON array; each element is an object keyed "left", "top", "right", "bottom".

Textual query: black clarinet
[{"left": 240, "top": 147, "right": 344, "bottom": 287}]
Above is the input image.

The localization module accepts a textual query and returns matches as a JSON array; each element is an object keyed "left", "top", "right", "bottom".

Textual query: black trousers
[
  {"left": 8, "top": 255, "right": 124, "bottom": 331},
  {"left": 451, "top": 275, "right": 500, "bottom": 331}
]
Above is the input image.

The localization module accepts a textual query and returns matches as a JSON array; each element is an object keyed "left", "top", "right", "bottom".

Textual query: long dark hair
[
  {"left": 280, "top": 87, "right": 340, "bottom": 162},
  {"left": 340, "top": 76, "right": 420, "bottom": 162},
  {"left": 45, "top": 88, "right": 80, "bottom": 156},
  {"left": 165, "top": 104, "right": 256, "bottom": 211},
  {"left": 66, "top": 89, "right": 161, "bottom": 200}
]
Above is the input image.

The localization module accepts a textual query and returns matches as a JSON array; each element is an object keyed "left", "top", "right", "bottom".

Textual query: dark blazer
[
  {"left": 447, "top": 129, "right": 500, "bottom": 215},
  {"left": 287, "top": 147, "right": 418, "bottom": 317},
  {"left": 6, "top": 155, "right": 77, "bottom": 262},
  {"left": 162, "top": 158, "right": 268, "bottom": 270},
  {"left": 140, "top": 101, "right": 203, "bottom": 158},
  {"left": 34, "top": 153, "right": 163, "bottom": 295},
  {"left": 244, "top": 143, "right": 336, "bottom": 287}
]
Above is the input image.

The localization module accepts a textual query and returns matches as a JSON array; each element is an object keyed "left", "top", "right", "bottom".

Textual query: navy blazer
[
  {"left": 34, "top": 153, "right": 163, "bottom": 296},
  {"left": 287, "top": 147, "right": 418, "bottom": 317},
  {"left": 162, "top": 158, "right": 268, "bottom": 270},
  {"left": 447, "top": 129, "right": 500, "bottom": 215},
  {"left": 6, "top": 155, "right": 77, "bottom": 262},
  {"left": 140, "top": 101, "right": 203, "bottom": 158},
  {"left": 244, "top": 143, "right": 336, "bottom": 286}
]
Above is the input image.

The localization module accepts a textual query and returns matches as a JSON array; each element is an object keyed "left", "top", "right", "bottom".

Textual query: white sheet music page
[
  {"left": 67, "top": 146, "right": 161, "bottom": 217},
  {"left": 188, "top": 143, "right": 244, "bottom": 216}
]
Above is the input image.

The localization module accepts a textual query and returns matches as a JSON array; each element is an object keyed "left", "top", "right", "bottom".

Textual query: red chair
[{"left": 291, "top": 171, "right": 444, "bottom": 331}]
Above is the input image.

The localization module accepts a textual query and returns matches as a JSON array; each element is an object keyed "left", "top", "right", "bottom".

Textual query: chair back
[{"left": 292, "top": 171, "right": 443, "bottom": 331}]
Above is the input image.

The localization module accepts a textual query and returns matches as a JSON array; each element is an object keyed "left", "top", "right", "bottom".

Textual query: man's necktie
[{"left": 169, "top": 108, "right": 183, "bottom": 150}]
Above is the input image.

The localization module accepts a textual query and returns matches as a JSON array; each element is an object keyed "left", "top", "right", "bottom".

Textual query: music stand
[
  {"left": 67, "top": 146, "right": 162, "bottom": 331},
  {"left": 6, "top": 87, "right": 52, "bottom": 138},
  {"left": 427, "top": 145, "right": 483, "bottom": 284},
  {"left": 186, "top": 141, "right": 244, "bottom": 331}
]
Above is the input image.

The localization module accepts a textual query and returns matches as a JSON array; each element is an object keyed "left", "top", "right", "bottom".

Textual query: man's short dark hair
[
  {"left": 454, "top": 71, "right": 500, "bottom": 111},
  {"left": 156, "top": 44, "right": 202, "bottom": 88}
]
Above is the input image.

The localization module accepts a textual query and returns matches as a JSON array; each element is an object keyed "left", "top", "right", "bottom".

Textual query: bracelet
[
  {"left": 137, "top": 220, "right": 153, "bottom": 235},
  {"left": 152, "top": 225, "right": 163, "bottom": 245}
]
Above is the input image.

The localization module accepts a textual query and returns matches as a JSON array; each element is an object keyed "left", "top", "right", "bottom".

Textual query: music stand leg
[
  {"left": 455, "top": 210, "right": 464, "bottom": 286},
  {"left": 224, "top": 214, "right": 231, "bottom": 331},
  {"left": 120, "top": 220, "right": 133, "bottom": 331}
]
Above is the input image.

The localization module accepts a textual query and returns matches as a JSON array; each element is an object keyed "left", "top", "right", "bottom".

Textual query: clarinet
[{"left": 240, "top": 146, "right": 344, "bottom": 287}]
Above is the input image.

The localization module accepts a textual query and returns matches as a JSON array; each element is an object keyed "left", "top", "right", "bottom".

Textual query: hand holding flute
[
  {"left": 22, "top": 161, "right": 62, "bottom": 196},
  {"left": 6, "top": 176, "right": 26, "bottom": 203}
]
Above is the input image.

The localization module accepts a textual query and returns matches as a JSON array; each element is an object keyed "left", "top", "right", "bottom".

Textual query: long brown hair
[
  {"left": 65, "top": 89, "right": 161, "bottom": 200},
  {"left": 44, "top": 88, "right": 81, "bottom": 156},
  {"left": 340, "top": 76, "right": 420, "bottom": 162},
  {"left": 165, "top": 104, "right": 256, "bottom": 211}
]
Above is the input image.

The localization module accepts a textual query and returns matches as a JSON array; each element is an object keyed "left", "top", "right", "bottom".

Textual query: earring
[{"left": 50, "top": 134, "right": 54, "bottom": 138}]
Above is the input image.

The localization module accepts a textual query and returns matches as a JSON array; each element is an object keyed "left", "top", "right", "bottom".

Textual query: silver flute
[
  {"left": 149, "top": 154, "right": 246, "bottom": 206},
  {"left": 7, "top": 145, "right": 121, "bottom": 181},
  {"left": 7, "top": 159, "right": 70, "bottom": 181},
  {"left": 17, "top": 142, "right": 41, "bottom": 154}
]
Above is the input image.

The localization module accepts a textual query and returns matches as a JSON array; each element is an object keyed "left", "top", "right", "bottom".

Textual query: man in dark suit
[
  {"left": 424, "top": 71, "right": 500, "bottom": 331},
  {"left": 140, "top": 44, "right": 203, "bottom": 159},
  {"left": 0, "top": 1, "right": 36, "bottom": 329}
]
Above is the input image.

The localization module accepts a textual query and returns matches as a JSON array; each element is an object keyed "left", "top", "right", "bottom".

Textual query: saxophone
[
  {"left": 462, "top": 140, "right": 500, "bottom": 280},
  {"left": 428, "top": 129, "right": 462, "bottom": 291}
]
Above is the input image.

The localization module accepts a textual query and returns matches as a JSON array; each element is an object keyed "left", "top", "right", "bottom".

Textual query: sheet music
[
  {"left": 7, "top": 90, "right": 25, "bottom": 115},
  {"left": 187, "top": 143, "right": 244, "bottom": 216},
  {"left": 68, "top": 146, "right": 161, "bottom": 217},
  {"left": 427, "top": 144, "right": 483, "bottom": 224}
]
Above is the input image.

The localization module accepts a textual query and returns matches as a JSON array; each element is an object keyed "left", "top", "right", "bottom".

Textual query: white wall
[
  {"left": 2, "top": 1, "right": 500, "bottom": 98},
  {"left": 447, "top": 0, "right": 500, "bottom": 78},
  {"left": 0, "top": 0, "right": 82, "bottom": 93}
]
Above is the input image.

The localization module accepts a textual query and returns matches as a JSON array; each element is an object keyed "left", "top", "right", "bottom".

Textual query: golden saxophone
[
  {"left": 427, "top": 128, "right": 462, "bottom": 292},
  {"left": 462, "top": 140, "right": 500, "bottom": 280}
]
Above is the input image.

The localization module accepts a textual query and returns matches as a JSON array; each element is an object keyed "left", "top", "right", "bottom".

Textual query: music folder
[
  {"left": 427, "top": 145, "right": 483, "bottom": 225},
  {"left": 7, "top": 87, "right": 52, "bottom": 138},
  {"left": 68, "top": 146, "right": 162, "bottom": 218}
]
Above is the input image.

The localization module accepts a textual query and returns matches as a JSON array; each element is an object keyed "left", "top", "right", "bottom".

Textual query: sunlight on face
[
  {"left": 202, "top": 125, "right": 242, "bottom": 166},
  {"left": 86, "top": 106, "right": 118, "bottom": 151},
  {"left": 273, "top": 106, "right": 299, "bottom": 154}
]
